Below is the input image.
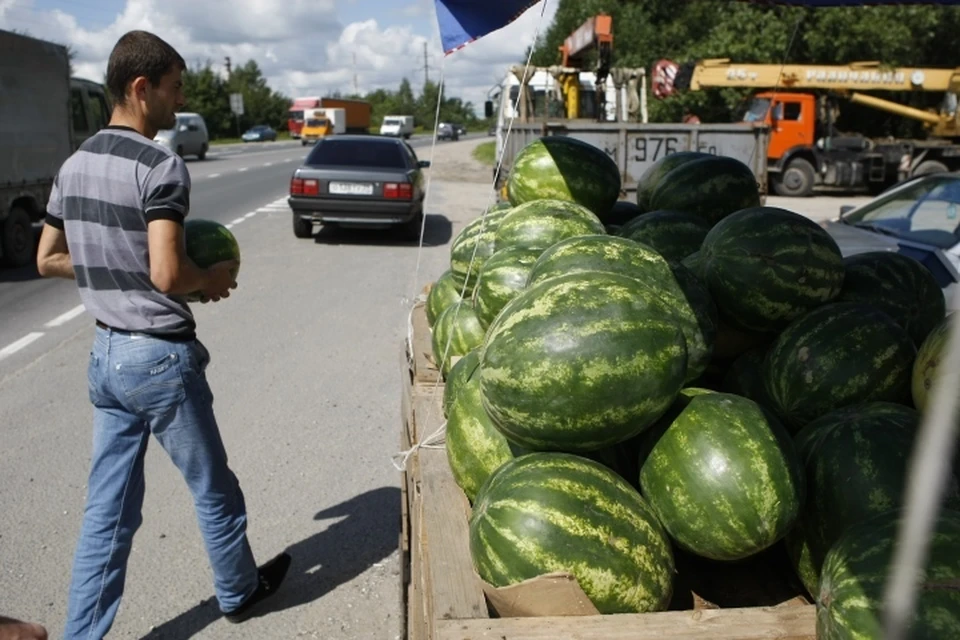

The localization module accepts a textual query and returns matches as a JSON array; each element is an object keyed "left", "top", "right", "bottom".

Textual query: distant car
[
  {"left": 438, "top": 122, "right": 459, "bottom": 141},
  {"left": 287, "top": 135, "right": 431, "bottom": 239},
  {"left": 822, "top": 172, "right": 960, "bottom": 310},
  {"left": 487, "top": 123, "right": 496, "bottom": 136},
  {"left": 451, "top": 123, "right": 467, "bottom": 136},
  {"left": 242, "top": 125, "right": 277, "bottom": 142}
]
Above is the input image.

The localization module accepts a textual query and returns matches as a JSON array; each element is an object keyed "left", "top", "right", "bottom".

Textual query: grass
[{"left": 473, "top": 141, "right": 496, "bottom": 166}]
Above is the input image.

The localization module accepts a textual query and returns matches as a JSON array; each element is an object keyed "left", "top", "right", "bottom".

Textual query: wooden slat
[
  {"left": 435, "top": 605, "right": 817, "bottom": 640},
  {"left": 411, "top": 302, "right": 441, "bottom": 384},
  {"left": 414, "top": 392, "right": 489, "bottom": 622}
]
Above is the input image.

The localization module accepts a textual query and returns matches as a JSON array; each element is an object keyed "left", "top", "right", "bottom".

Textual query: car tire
[
  {"left": 1, "top": 205, "right": 35, "bottom": 268},
  {"left": 913, "top": 160, "right": 948, "bottom": 177},
  {"left": 773, "top": 158, "right": 815, "bottom": 197},
  {"left": 176, "top": 145, "right": 184, "bottom": 158},
  {"left": 198, "top": 144, "right": 207, "bottom": 160},
  {"left": 401, "top": 211, "right": 424, "bottom": 241},
  {"left": 293, "top": 213, "right": 313, "bottom": 239}
]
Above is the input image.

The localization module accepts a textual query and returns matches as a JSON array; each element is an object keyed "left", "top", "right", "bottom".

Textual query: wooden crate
[{"left": 399, "top": 303, "right": 817, "bottom": 640}]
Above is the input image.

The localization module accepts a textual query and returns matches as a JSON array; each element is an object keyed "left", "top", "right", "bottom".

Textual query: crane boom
[
  {"left": 559, "top": 14, "right": 613, "bottom": 67},
  {"left": 682, "top": 59, "right": 960, "bottom": 93}
]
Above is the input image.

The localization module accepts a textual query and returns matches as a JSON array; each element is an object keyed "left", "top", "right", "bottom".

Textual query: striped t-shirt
[{"left": 45, "top": 125, "right": 196, "bottom": 338}]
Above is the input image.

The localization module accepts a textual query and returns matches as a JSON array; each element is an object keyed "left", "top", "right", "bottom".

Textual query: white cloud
[{"left": 0, "top": 0, "right": 558, "bottom": 115}]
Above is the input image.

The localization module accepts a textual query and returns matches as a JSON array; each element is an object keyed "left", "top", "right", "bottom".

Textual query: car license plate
[{"left": 330, "top": 182, "right": 374, "bottom": 196}]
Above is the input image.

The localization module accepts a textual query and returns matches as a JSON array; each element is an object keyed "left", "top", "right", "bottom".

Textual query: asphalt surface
[{"left": 0, "top": 134, "right": 480, "bottom": 639}]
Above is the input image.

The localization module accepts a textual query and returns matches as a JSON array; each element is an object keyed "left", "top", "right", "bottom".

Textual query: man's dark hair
[{"left": 106, "top": 31, "right": 185, "bottom": 105}]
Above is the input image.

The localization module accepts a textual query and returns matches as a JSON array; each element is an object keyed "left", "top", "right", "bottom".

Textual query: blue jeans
[{"left": 63, "top": 328, "right": 259, "bottom": 639}]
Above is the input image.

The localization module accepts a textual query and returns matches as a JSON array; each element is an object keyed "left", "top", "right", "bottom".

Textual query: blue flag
[
  {"left": 435, "top": 0, "right": 542, "bottom": 54},
  {"left": 739, "top": 0, "right": 959, "bottom": 4}
]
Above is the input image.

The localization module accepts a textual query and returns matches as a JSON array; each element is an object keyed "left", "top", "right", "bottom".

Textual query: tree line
[{"left": 528, "top": 0, "right": 960, "bottom": 138}]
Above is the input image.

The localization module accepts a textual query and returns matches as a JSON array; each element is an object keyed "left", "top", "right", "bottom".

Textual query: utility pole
[
  {"left": 423, "top": 42, "right": 429, "bottom": 85},
  {"left": 224, "top": 56, "right": 232, "bottom": 78},
  {"left": 353, "top": 52, "right": 358, "bottom": 95}
]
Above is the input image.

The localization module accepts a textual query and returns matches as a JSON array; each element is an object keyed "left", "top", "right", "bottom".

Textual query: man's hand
[
  {"left": 197, "top": 259, "right": 239, "bottom": 303},
  {"left": 0, "top": 616, "right": 48, "bottom": 640}
]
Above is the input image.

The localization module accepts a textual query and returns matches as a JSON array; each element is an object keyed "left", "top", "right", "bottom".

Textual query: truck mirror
[
  {"left": 839, "top": 205, "right": 855, "bottom": 216},
  {"left": 485, "top": 100, "right": 494, "bottom": 119}
]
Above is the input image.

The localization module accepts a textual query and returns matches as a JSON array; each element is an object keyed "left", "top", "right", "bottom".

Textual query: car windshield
[
  {"left": 306, "top": 140, "right": 407, "bottom": 169},
  {"left": 383, "top": 118, "right": 400, "bottom": 125},
  {"left": 306, "top": 119, "right": 326, "bottom": 127},
  {"left": 742, "top": 98, "right": 770, "bottom": 123},
  {"left": 842, "top": 176, "right": 960, "bottom": 249}
]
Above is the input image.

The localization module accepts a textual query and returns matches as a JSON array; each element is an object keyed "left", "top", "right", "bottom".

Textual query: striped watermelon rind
[
  {"left": 469, "top": 452, "right": 675, "bottom": 614},
  {"left": 784, "top": 402, "right": 954, "bottom": 596},
  {"left": 639, "top": 392, "right": 804, "bottom": 562},
  {"left": 764, "top": 302, "right": 917, "bottom": 431},
  {"left": 443, "top": 348, "right": 481, "bottom": 418},
  {"left": 817, "top": 508, "right": 960, "bottom": 640},
  {"left": 445, "top": 376, "right": 523, "bottom": 502},
  {"left": 526, "top": 235, "right": 713, "bottom": 382},
  {"left": 431, "top": 300, "right": 486, "bottom": 378},
  {"left": 449, "top": 206, "right": 514, "bottom": 289},
  {"left": 648, "top": 155, "right": 761, "bottom": 226},
  {"left": 426, "top": 270, "right": 464, "bottom": 328},
  {"left": 699, "top": 206, "right": 846, "bottom": 334},
  {"left": 912, "top": 313, "right": 954, "bottom": 412},
  {"left": 635, "top": 151, "right": 712, "bottom": 212},
  {"left": 507, "top": 136, "right": 622, "bottom": 216},
  {"left": 838, "top": 250, "right": 946, "bottom": 346},
  {"left": 619, "top": 210, "right": 711, "bottom": 264},
  {"left": 480, "top": 271, "right": 688, "bottom": 452},
  {"left": 473, "top": 247, "right": 541, "bottom": 330},
  {"left": 493, "top": 199, "right": 607, "bottom": 253}
]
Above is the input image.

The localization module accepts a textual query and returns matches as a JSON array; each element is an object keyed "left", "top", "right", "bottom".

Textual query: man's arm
[
  {"left": 148, "top": 218, "right": 237, "bottom": 300},
  {"left": 36, "top": 223, "right": 75, "bottom": 280}
]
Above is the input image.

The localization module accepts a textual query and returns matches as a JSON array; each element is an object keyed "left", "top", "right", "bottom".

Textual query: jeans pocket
[
  {"left": 87, "top": 352, "right": 101, "bottom": 405},
  {"left": 118, "top": 351, "right": 186, "bottom": 416}
]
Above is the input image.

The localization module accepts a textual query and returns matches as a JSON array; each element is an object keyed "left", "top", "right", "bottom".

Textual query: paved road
[{"left": 0, "top": 134, "right": 472, "bottom": 639}]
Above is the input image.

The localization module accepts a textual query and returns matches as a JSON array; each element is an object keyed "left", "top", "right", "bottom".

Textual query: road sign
[{"left": 229, "top": 93, "right": 244, "bottom": 116}]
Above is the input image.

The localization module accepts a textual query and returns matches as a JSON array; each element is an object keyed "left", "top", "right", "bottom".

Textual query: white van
[
  {"left": 154, "top": 112, "right": 209, "bottom": 159},
  {"left": 379, "top": 115, "right": 414, "bottom": 139}
]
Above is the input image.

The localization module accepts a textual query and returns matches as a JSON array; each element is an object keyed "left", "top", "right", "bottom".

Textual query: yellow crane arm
[{"left": 688, "top": 59, "right": 960, "bottom": 93}]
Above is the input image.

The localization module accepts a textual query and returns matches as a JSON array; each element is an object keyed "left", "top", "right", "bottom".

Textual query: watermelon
[
  {"left": 648, "top": 155, "right": 761, "bottom": 226},
  {"left": 785, "top": 403, "right": 959, "bottom": 597},
  {"left": 635, "top": 151, "right": 712, "bottom": 212},
  {"left": 838, "top": 251, "right": 946, "bottom": 346},
  {"left": 619, "top": 210, "right": 711, "bottom": 263},
  {"left": 426, "top": 270, "right": 464, "bottom": 328},
  {"left": 671, "top": 263, "right": 719, "bottom": 370},
  {"left": 698, "top": 206, "right": 845, "bottom": 334},
  {"left": 493, "top": 199, "right": 606, "bottom": 253},
  {"left": 443, "top": 349, "right": 480, "bottom": 418},
  {"left": 506, "top": 136, "right": 621, "bottom": 216},
  {"left": 431, "top": 300, "right": 485, "bottom": 378},
  {"left": 722, "top": 346, "right": 771, "bottom": 407},
  {"left": 713, "top": 315, "right": 774, "bottom": 360},
  {"left": 764, "top": 302, "right": 917, "bottom": 431},
  {"left": 817, "top": 508, "right": 960, "bottom": 640},
  {"left": 469, "top": 452, "right": 675, "bottom": 614},
  {"left": 602, "top": 200, "right": 644, "bottom": 230},
  {"left": 446, "top": 376, "right": 524, "bottom": 502},
  {"left": 480, "top": 271, "right": 688, "bottom": 452},
  {"left": 449, "top": 206, "right": 513, "bottom": 289},
  {"left": 526, "top": 235, "right": 712, "bottom": 382},
  {"left": 639, "top": 393, "right": 804, "bottom": 562},
  {"left": 913, "top": 314, "right": 955, "bottom": 412},
  {"left": 184, "top": 219, "right": 240, "bottom": 302},
  {"left": 473, "top": 247, "right": 540, "bottom": 330}
]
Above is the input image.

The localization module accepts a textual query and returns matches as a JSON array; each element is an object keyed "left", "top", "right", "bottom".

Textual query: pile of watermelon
[{"left": 424, "top": 137, "right": 960, "bottom": 631}]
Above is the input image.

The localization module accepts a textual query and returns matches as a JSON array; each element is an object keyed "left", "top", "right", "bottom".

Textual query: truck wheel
[
  {"left": 1, "top": 206, "right": 35, "bottom": 268},
  {"left": 913, "top": 160, "right": 948, "bottom": 177},
  {"left": 293, "top": 213, "right": 313, "bottom": 239},
  {"left": 198, "top": 144, "right": 207, "bottom": 160},
  {"left": 773, "top": 159, "right": 815, "bottom": 197}
]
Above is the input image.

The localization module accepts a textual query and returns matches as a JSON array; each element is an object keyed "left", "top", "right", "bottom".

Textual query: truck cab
[{"left": 300, "top": 108, "right": 347, "bottom": 145}]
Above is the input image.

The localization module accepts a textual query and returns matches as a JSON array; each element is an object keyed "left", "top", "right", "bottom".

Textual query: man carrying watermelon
[{"left": 34, "top": 30, "right": 290, "bottom": 638}]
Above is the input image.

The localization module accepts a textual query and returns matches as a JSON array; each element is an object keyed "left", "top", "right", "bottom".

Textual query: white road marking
[
  {"left": 238, "top": 167, "right": 249, "bottom": 172},
  {"left": 208, "top": 173, "right": 221, "bottom": 178},
  {"left": 263, "top": 162, "right": 273, "bottom": 167},
  {"left": 230, "top": 217, "right": 246, "bottom": 225},
  {"left": 244, "top": 212, "right": 257, "bottom": 218},
  {"left": 0, "top": 333, "right": 45, "bottom": 361},
  {"left": 224, "top": 223, "right": 234, "bottom": 229},
  {"left": 44, "top": 304, "right": 85, "bottom": 328}
]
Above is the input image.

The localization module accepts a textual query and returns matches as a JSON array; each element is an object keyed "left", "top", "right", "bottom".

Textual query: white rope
[
  {"left": 393, "top": 1, "right": 552, "bottom": 472},
  {"left": 882, "top": 313, "right": 960, "bottom": 640}
]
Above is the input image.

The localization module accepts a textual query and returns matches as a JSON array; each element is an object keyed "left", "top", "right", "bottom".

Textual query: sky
[{"left": 0, "top": 0, "right": 558, "bottom": 115}]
